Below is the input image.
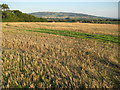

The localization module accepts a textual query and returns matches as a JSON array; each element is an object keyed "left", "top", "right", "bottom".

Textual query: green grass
[{"left": 18, "top": 28, "right": 120, "bottom": 44}]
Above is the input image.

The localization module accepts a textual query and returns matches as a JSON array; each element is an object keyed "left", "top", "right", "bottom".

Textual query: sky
[
  {"left": 0, "top": 0, "right": 120, "bottom": 2},
  {"left": 0, "top": 0, "right": 119, "bottom": 18}
]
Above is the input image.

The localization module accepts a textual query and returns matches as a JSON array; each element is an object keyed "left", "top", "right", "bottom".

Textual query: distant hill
[
  {"left": 29, "top": 12, "right": 119, "bottom": 24},
  {"left": 29, "top": 12, "right": 105, "bottom": 19}
]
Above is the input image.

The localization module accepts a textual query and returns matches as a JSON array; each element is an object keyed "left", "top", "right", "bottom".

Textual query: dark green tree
[{"left": 0, "top": 4, "right": 9, "bottom": 11}]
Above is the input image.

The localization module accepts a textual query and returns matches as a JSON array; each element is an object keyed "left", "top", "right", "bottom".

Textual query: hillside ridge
[{"left": 29, "top": 12, "right": 106, "bottom": 19}]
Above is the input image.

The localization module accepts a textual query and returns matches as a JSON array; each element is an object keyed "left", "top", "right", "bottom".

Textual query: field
[{"left": 2, "top": 22, "right": 120, "bottom": 88}]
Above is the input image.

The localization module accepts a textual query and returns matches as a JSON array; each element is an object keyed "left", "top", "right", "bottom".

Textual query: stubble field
[{"left": 2, "top": 22, "right": 120, "bottom": 88}]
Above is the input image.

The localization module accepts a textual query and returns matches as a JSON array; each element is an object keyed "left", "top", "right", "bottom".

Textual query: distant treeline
[{"left": 47, "top": 18, "right": 119, "bottom": 24}]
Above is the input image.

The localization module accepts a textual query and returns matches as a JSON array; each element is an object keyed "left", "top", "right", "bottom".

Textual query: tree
[{"left": 0, "top": 4, "right": 9, "bottom": 11}]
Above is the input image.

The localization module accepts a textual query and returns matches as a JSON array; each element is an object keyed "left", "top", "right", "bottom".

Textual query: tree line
[
  {"left": 0, "top": 4, "right": 47, "bottom": 22},
  {"left": 47, "top": 17, "right": 119, "bottom": 24}
]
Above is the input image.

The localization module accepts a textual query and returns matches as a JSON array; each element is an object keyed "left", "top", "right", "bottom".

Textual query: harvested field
[{"left": 2, "top": 22, "right": 120, "bottom": 88}]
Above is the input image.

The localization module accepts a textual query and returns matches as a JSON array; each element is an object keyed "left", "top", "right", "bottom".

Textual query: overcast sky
[{"left": 0, "top": 0, "right": 119, "bottom": 18}]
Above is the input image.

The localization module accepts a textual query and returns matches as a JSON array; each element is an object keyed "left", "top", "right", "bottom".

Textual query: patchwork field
[{"left": 2, "top": 22, "right": 120, "bottom": 88}]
